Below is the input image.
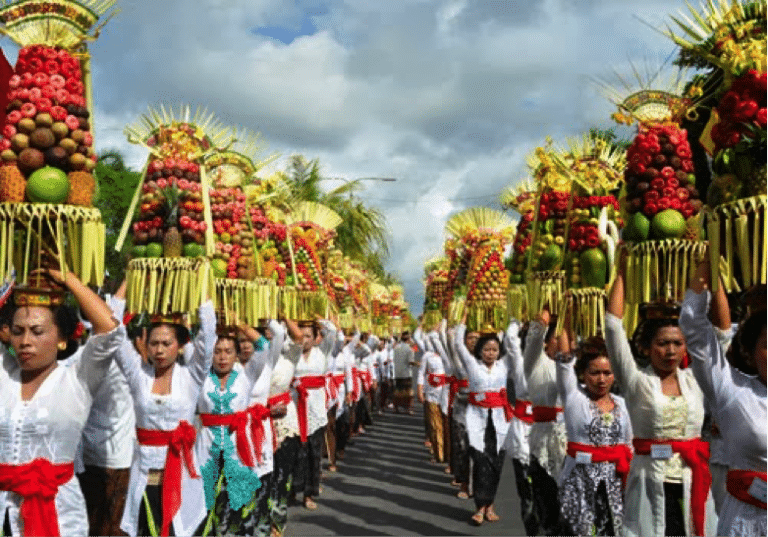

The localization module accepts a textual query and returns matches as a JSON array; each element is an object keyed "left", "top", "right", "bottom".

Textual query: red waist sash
[
  {"left": 567, "top": 442, "right": 633, "bottom": 487},
  {"left": 136, "top": 421, "right": 199, "bottom": 537},
  {"left": 0, "top": 459, "right": 74, "bottom": 537},
  {"left": 199, "top": 410, "right": 254, "bottom": 467},
  {"left": 633, "top": 437, "right": 711, "bottom": 536},
  {"left": 247, "top": 404, "right": 272, "bottom": 465},
  {"left": 446, "top": 377, "right": 468, "bottom": 411},
  {"left": 292, "top": 375, "right": 327, "bottom": 442},
  {"left": 326, "top": 373, "right": 345, "bottom": 401},
  {"left": 468, "top": 389, "right": 513, "bottom": 421},
  {"left": 531, "top": 405, "right": 563, "bottom": 423},
  {"left": 357, "top": 369, "right": 373, "bottom": 392},
  {"left": 727, "top": 469, "right": 767, "bottom": 510},
  {"left": 427, "top": 373, "right": 447, "bottom": 388},
  {"left": 514, "top": 400, "right": 534, "bottom": 424}
]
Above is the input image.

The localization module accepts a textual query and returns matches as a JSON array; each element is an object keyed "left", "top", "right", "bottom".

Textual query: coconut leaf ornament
[
  {"left": 423, "top": 257, "right": 449, "bottom": 328},
  {"left": 445, "top": 207, "right": 515, "bottom": 332},
  {"left": 118, "top": 105, "right": 233, "bottom": 318},
  {"left": 663, "top": 0, "right": 767, "bottom": 292},
  {"left": 0, "top": 0, "right": 115, "bottom": 290}
]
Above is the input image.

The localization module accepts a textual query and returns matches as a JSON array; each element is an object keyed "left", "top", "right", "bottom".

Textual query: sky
[{"left": 2, "top": 0, "right": 694, "bottom": 313}]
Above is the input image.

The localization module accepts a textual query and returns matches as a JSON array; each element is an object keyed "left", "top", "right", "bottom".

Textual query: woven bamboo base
[{"left": 126, "top": 257, "right": 213, "bottom": 319}]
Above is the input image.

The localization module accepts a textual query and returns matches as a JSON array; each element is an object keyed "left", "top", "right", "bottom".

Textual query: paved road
[{"left": 286, "top": 406, "right": 526, "bottom": 536}]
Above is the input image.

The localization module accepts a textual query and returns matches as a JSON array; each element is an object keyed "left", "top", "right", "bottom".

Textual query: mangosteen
[
  {"left": 637, "top": 182, "right": 650, "bottom": 193},
  {"left": 669, "top": 156, "right": 682, "bottom": 169},
  {"left": 44, "top": 146, "right": 69, "bottom": 169},
  {"left": 643, "top": 168, "right": 659, "bottom": 181},
  {"left": 173, "top": 168, "right": 183, "bottom": 178},
  {"left": 18, "top": 147, "right": 45, "bottom": 175},
  {"left": 690, "top": 199, "right": 703, "bottom": 211},
  {"left": 686, "top": 184, "right": 699, "bottom": 198},
  {"left": 163, "top": 168, "right": 173, "bottom": 177},
  {"left": 653, "top": 154, "right": 667, "bottom": 166},
  {"left": 78, "top": 117, "right": 89, "bottom": 130},
  {"left": 77, "top": 145, "right": 88, "bottom": 155},
  {"left": 662, "top": 143, "right": 676, "bottom": 156},
  {"left": 65, "top": 104, "right": 77, "bottom": 114},
  {"left": 30, "top": 128, "right": 55, "bottom": 149},
  {"left": 184, "top": 171, "right": 196, "bottom": 180},
  {"left": 676, "top": 171, "right": 688, "bottom": 184},
  {"left": 658, "top": 135, "right": 669, "bottom": 145},
  {"left": 629, "top": 197, "right": 643, "bottom": 213}
]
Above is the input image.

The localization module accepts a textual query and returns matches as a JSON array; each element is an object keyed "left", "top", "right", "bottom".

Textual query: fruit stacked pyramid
[
  {"left": 347, "top": 262, "right": 372, "bottom": 332},
  {"left": 500, "top": 181, "right": 537, "bottom": 285},
  {"left": 249, "top": 206, "right": 291, "bottom": 285},
  {"left": 0, "top": 0, "right": 115, "bottom": 289},
  {"left": 445, "top": 207, "right": 515, "bottom": 332},
  {"left": 529, "top": 189, "right": 570, "bottom": 271},
  {"left": 621, "top": 123, "right": 703, "bottom": 242},
  {"left": 370, "top": 283, "right": 391, "bottom": 337},
  {"left": 281, "top": 201, "right": 341, "bottom": 321},
  {"left": 423, "top": 258, "right": 450, "bottom": 326},
  {"left": 664, "top": 0, "right": 767, "bottom": 293},
  {"left": 119, "top": 105, "right": 234, "bottom": 317},
  {"left": 210, "top": 186, "right": 255, "bottom": 279}
]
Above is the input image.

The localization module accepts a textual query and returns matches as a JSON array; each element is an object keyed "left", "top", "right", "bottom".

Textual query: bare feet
[
  {"left": 444, "top": 467, "right": 452, "bottom": 474},
  {"left": 457, "top": 490, "right": 469, "bottom": 499},
  {"left": 304, "top": 497, "right": 317, "bottom": 510},
  {"left": 485, "top": 506, "right": 499, "bottom": 522},
  {"left": 470, "top": 511, "right": 484, "bottom": 526},
  {"left": 328, "top": 464, "right": 337, "bottom": 472}
]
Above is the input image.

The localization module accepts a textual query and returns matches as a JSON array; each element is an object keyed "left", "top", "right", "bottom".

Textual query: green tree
[{"left": 94, "top": 150, "right": 142, "bottom": 291}]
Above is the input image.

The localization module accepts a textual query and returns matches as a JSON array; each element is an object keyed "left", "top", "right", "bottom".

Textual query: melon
[
  {"left": 26, "top": 166, "right": 69, "bottom": 203},
  {"left": 579, "top": 248, "right": 607, "bottom": 288},
  {"left": 539, "top": 244, "right": 562, "bottom": 271},
  {"left": 623, "top": 212, "right": 650, "bottom": 242},
  {"left": 650, "top": 209, "right": 687, "bottom": 240}
]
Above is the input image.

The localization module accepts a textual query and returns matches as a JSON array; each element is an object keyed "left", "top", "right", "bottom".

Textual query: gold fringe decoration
[
  {"left": 526, "top": 270, "right": 566, "bottom": 317},
  {"left": 706, "top": 194, "right": 767, "bottom": 293},
  {"left": 506, "top": 284, "right": 528, "bottom": 321},
  {"left": 125, "top": 257, "right": 213, "bottom": 320},
  {"left": 565, "top": 288, "right": 607, "bottom": 338},
  {"left": 214, "top": 278, "right": 277, "bottom": 327},
  {"left": 278, "top": 287, "right": 329, "bottom": 323},
  {"left": 622, "top": 239, "right": 708, "bottom": 335},
  {"left": 0, "top": 203, "right": 104, "bottom": 287}
]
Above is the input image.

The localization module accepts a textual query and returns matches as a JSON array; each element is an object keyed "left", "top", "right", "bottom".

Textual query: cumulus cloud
[{"left": 41, "top": 0, "right": 695, "bottom": 312}]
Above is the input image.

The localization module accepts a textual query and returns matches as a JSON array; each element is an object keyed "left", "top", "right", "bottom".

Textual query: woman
[
  {"left": 113, "top": 285, "right": 216, "bottom": 537},
  {"left": 196, "top": 320, "right": 284, "bottom": 537},
  {"left": 607, "top": 259, "right": 716, "bottom": 536},
  {"left": 0, "top": 269, "right": 123, "bottom": 536},
  {"left": 553, "top": 331, "right": 632, "bottom": 536},
  {"left": 523, "top": 309, "right": 567, "bottom": 536},
  {"left": 455, "top": 319, "right": 520, "bottom": 525},
  {"left": 681, "top": 259, "right": 766, "bottom": 536}
]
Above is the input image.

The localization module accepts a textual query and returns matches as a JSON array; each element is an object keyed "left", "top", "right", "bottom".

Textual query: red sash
[
  {"left": 633, "top": 437, "right": 711, "bottom": 536},
  {"left": 0, "top": 459, "right": 74, "bottom": 537},
  {"left": 356, "top": 369, "right": 373, "bottom": 392},
  {"left": 446, "top": 377, "right": 468, "bottom": 411},
  {"left": 326, "top": 373, "right": 344, "bottom": 401},
  {"left": 292, "top": 376, "right": 326, "bottom": 442},
  {"left": 513, "top": 400, "right": 534, "bottom": 424},
  {"left": 427, "top": 373, "right": 447, "bottom": 388},
  {"left": 247, "top": 404, "right": 272, "bottom": 465},
  {"left": 531, "top": 405, "right": 563, "bottom": 423},
  {"left": 350, "top": 368, "right": 361, "bottom": 402},
  {"left": 567, "top": 442, "right": 633, "bottom": 487},
  {"left": 726, "top": 469, "right": 767, "bottom": 510},
  {"left": 468, "top": 389, "right": 514, "bottom": 421},
  {"left": 136, "top": 421, "right": 199, "bottom": 537},
  {"left": 199, "top": 411, "right": 254, "bottom": 467},
  {"left": 266, "top": 392, "right": 291, "bottom": 449}
]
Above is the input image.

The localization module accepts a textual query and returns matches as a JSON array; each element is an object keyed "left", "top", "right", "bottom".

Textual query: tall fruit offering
[
  {"left": 116, "top": 105, "right": 234, "bottom": 319},
  {"left": 665, "top": 0, "right": 767, "bottom": 293},
  {"left": 0, "top": 0, "right": 114, "bottom": 290}
]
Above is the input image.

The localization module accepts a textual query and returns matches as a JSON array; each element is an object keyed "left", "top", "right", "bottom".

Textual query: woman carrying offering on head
[
  {"left": 606, "top": 255, "right": 716, "bottom": 537},
  {"left": 680, "top": 256, "right": 766, "bottom": 537},
  {"left": 0, "top": 269, "right": 123, "bottom": 537},
  {"left": 111, "top": 283, "right": 216, "bottom": 537}
]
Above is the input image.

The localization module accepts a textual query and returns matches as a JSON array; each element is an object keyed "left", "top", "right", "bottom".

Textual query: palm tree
[{"left": 284, "top": 155, "right": 391, "bottom": 269}]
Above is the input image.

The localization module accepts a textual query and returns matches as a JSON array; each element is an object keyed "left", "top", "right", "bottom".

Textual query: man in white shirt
[{"left": 392, "top": 332, "right": 416, "bottom": 413}]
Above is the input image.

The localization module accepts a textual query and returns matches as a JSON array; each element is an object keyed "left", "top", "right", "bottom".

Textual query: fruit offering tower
[
  {"left": 117, "top": 105, "right": 233, "bottom": 318},
  {"left": 370, "top": 282, "right": 391, "bottom": 337},
  {"left": 499, "top": 180, "right": 536, "bottom": 320},
  {"left": 525, "top": 142, "right": 571, "bottom": 315},
  {"left": 325, "top": 249, "right": 352, "bottom": 328},
  {"left": 560, "top": 135, "right": 625, "bottom": 337},
  {"left": 347, "top": 261, "right": 372, "bottom": 332},
  {"left": 389, "top": 284, "right": 407, "bottom": 335},
  {"left": 246, "top": 172, "right": 293, "bottom": 285},
  {"left": 665, "top": 0, "right": 766, "bottom": 293},
  {"left": 445, "top": 207, "right": 515, "bottom": 333},
  {"left": 204, "top": 132, "right": 277, "bottom": 326},
  {"left": 422, "top": 257, "right": 449, "bottom": 329},
  {"left": 280, "top": 201, "right": 341, "bottom": 321},
  {"left": 0, "top": 0, "right": 115, "bottom": 288},
  {"left": 608, "top": 75, "right": 707, "bottom": 332}
]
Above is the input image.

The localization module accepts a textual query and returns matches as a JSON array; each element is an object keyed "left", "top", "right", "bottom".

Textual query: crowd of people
[{"left": 0, "top": 246, "right": 764, "bottom": 537}]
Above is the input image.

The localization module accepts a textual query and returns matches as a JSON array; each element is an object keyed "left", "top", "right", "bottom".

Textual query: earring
[{"left": 57, "top": 341, "right": 67, "bottom": 351}]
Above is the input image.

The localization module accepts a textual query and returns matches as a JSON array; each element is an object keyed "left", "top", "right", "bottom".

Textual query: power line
[{"left": 354, "top": 193, "right": 500, "bottom": 204}]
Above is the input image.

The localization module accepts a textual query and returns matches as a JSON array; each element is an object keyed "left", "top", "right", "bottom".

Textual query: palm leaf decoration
[{"left": 445, "top": 207, "right": 516, "bottom": 240}]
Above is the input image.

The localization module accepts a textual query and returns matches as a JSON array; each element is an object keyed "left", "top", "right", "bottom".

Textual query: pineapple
[
  {"left": 744, "top": 164, "right": 767, "bottom": 198},
  {"left": 66, "top": 172, "right": 96, "bottom": 206},
  {"left": 0, "top": 164, "right": 27, "bottom": 202},
  {"left": 162, "top": 186, "right": 182, "bottom": 257}
]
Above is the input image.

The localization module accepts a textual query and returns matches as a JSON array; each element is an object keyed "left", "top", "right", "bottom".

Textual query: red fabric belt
[
  {"left": 136, "top": 421, "right": 199, "bottom": 537},
  {"left": 567, "top": 442, "right": 633, "bottom": 488},
  {"left": 531, "top": 405, "right": 563, "bottom": 423},
  {"left": 292, "top": 375, "right": 326, "bottom": 442},
  {"left": 427, "top": 373, "right": 446, "bottom": 388},
  {"left": 468, "top": 389, "right": 513, "bottom": 421},
  {"left": 727, "top": 469, "right": 767, "bottom": 510},
  {"left": 266, "top": 392, "right": 291, "bottom": 450},
  {"left": 633, "top": 437, "right": 711, "bottom": 536},
  {"left": 0, "top": 459, "right": 74, "bottom": 537},
  {"left": 356, "top": 369, "right": 373, "bottom": 392},
  {"left": 199, "top": 410, "right": 254, "bottom": 467},
  {"left": 514, "top": 400, "right": 534, "bottom": 424},
  {"left": 350, "top": 368, "right": 360, "bottom": 402},
  {"left": 446, "top": 377, "right": 468, "bottom": 411},
  {"left": 247, "top": 404, "right": 272, "bottom": 465},
  {"left": 326, "top": 373, "right": 345, "bottom": 401}
]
